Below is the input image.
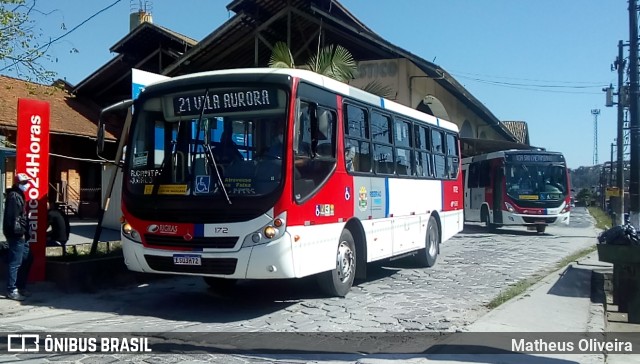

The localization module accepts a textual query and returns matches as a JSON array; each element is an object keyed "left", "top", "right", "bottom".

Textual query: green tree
[
  {"left": 0, "top": 0, "right": 57, "bottom": 83},
  {"left": 268, "top": 41, "right": 393, "bottom": 98}
]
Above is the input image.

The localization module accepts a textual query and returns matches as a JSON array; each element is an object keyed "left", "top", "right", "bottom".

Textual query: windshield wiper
[
  {"left": 204, "top": 142, "right": 232, "bottom": 205},
  {"left": 192, "top": 89, "right": 232, "bottom": 205}
]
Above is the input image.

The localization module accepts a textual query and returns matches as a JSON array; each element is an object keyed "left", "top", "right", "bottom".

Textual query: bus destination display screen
[
  {"left": 172, "top": 88, "right": 279, "bottom": 117},
  {"left": 506, "top": 153, "right": 565, "bottom": 164}
]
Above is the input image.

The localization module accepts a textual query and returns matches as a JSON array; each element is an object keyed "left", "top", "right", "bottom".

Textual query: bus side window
[
  {"left": 413, "top": 125, "right": 431, "bottom": 178},
  {"left": 432, "top": 129, "right": 446, "bottom": 178},
  {"left": 395, "top": 148, "right": 412, "bottom": 176},
  {"left": 315, "top": 109, "right": 335, "bottom": 158},
  {"left": 394, "top": 119, "right": 412, "bottom": 176},
  {"left": 344, "top": 104, "right": 371, "bottom": 173},
  {"left": 371, "top": 111, "right": 393, "bottom": 175},
  {"left": 446, "top": 133, "right": 459, "bottom": 179},
  {"left": 294, "top": 104, "right": 337, "bottom": 203},
  {"left": 296, "top": 102, "right": 312, "bottom": 158}
]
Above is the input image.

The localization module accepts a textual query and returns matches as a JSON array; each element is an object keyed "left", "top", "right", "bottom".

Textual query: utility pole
[
  {"left": 616, "top": 40, "right": 626, "bottom": 224},
  {"left": 629, "top": 0, "right": 640, "bottom": 227},
  {"left": 592, "top": 109, "right": 600, "bottom": 165},
  {"left": 611, "top": 142, "right": 615, "bottom": 187}
]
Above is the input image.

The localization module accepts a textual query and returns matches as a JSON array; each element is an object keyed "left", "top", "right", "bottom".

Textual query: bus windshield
[
  {"left": 505, "top": 163, "right": 568, "bottom": 202},
  {"left": 125, "top": 87, "right": 289, "bottom": 199}
]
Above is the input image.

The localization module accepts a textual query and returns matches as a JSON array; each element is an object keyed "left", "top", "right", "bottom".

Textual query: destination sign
[
  {"left": 506, "top": 153, "right": 564, "bottom": 163},
  {"left": 172, "top": 88, "right": 278, "bottom": 116}
]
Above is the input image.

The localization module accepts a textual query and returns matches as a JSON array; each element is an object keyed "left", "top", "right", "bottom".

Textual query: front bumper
[
  {"left": 121, "top": 233, "right": 297, "bottom": 279},
  {"left": 501, "top": 211, "right": 571, "bottom": 226}
]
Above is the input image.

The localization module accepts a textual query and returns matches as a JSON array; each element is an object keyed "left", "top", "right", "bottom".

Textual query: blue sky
[{"left": 13, "top": 0, "right": 629, "bottom": 168}]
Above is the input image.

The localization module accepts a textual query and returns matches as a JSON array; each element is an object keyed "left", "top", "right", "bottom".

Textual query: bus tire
[
  {"left": 317, "top": 230, "right": 356, "bottom": 297},
  {"left": 203, "top": 277, "right": 237, "bottom": 293},
  {"left": 536, "top": 225, "right": 546, "bottom": 233},
  {"left": 482, "top": 207, "right": 495, "bottom": 230},
  {"left": 416, "top": 215, "right": 439, "bottom": 267}
]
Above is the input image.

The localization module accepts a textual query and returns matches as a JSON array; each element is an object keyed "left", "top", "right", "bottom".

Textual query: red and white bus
[
  {"left": 98, "top": 68, "right": 463, "bottom": 296},
  {"left": 462, "top": 150, "right": 571, "bottom": 233}
]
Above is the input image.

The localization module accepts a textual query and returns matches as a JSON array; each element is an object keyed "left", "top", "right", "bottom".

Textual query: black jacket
[{"left": 2, "top": 185, "right": 28, "bottom": 239}]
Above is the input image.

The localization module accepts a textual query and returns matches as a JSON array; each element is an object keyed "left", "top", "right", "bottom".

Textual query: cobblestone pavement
[{"left": 0, "top": 207, "right": 598, "bottom": 363}]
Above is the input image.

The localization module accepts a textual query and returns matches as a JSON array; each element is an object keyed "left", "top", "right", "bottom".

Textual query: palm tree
[{"left": 268, "top": 41, "right": 393, "bottom": 98}]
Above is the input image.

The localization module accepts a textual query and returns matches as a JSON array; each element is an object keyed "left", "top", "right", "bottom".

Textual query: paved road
[{"left": 0, "top": 207, "right": 599, "bottom": 362}]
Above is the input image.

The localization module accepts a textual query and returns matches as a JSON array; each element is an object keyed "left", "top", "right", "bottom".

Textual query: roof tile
[{"left": 0, "top": 75, "right": 111, "bottom": 139}]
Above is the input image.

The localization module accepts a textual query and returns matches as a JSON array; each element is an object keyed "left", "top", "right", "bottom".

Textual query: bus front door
[{"left": 493, "top": 167, "right": 503, "bottom": 224}]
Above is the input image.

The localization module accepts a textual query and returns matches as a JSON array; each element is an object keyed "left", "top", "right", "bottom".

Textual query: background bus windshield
[
  {"left": 505, "top": 163, "right": 568, "bottom": 202},
  {"left": 126, "top": 88, "right": 288, "bottom": 199}
]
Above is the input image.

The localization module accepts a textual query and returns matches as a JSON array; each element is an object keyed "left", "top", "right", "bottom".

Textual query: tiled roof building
[
  {"left": 0, "top": 75, "right": 108, "bottom": 140},
  {"left": 502, "top": 121, "right": 530, "bottom": 146},
  {"left": 0, "top": 75, "right": 110, "bottom": 217}
]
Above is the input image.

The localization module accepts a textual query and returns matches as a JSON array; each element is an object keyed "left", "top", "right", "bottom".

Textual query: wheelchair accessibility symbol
[{"left": 195, "top": 175, "right": 211, "bottom": 194}]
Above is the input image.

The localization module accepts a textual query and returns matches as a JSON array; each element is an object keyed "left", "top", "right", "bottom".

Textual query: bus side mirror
[
  {"left": 97, "top": 124, "right": 105, "bottom": 154},
  {"left": 97, "top": 99, "right": 134, "bottom": 161}
]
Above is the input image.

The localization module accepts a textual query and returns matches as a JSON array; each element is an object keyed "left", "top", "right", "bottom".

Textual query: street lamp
[{"left": 591, "top": 109, "right": 600, "bottom": 165}]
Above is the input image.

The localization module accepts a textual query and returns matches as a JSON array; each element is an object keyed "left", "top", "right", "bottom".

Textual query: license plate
[{"left": 173, "top": 254, "right": 201, "bottom": 266}]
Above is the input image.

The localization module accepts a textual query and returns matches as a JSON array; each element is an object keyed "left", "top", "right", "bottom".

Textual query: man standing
[{"left": 3, "top": 173, "right": 33, "bottom": 301}]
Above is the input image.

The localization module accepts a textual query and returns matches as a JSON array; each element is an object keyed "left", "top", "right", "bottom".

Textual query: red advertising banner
[{"left": 16, "top": 98, "right": 50, "bottom": 281}]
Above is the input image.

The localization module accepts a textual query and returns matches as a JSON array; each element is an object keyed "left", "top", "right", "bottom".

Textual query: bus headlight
[
  {"left": 242, "top": 211, "right": 287, "bottom": 247},
  {"left": 122, "top": 221, "right": 142, "bottom": 243},
  {"left": 505, "top": 202, "right": 515, "bottom": 213},
  {"left": 264, "top": 226, "right": 278, "bottom": 238}
]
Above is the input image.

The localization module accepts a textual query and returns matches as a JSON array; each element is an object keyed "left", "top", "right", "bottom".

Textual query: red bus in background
[
  {"left": 462, "top": 150, "right": 571, "bottom": 233},
  {"left": 98, "top": 68, "right": 463, "bottom": 297}
]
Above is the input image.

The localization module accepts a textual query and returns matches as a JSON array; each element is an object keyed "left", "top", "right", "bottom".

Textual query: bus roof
[{"left": 142, "top": 67, "right": 459, "bottom": 133}]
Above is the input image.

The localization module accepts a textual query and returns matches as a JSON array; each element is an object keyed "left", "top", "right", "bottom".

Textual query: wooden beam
[
  {"left": 291, "top": 7, "right": 395, "bottom": 57},
  {"left": 95, "top": 48, "right": 161, "bottom": 98}
]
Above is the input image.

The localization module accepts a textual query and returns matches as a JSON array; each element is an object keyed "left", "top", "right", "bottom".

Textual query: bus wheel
[
  {"left": 536, "top": 225, "right": 546, "bottom": 233},
  {"left": 203, "top": 277, "right": 237, "bottom": 293},
  {"left": 416, "top": 215, "right": 439, "bottom": 267},
  {"left": 482, "top": 208, "right": 495, "bottom": 230},
  {"left": 317, "top": 230, "right": 356, "bottom": 297}
]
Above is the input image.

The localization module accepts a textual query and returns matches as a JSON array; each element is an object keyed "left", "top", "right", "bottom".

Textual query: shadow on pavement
[
  {"left": 423, "top": 351, "right": 579, "bottom": 364},
  {"left": 6, "top": 255, "right": 400, "bottom": 325},
  {"left": 0, "top": 215, "right": 526, "bottom": 325},
  {"left": 546, "top": 265, "right": 591, "bottom": 298},
  {"left": 20, "top": 277, "right": 314, "bottom": 323},
  {"left": 460, "top": 224, "right": 544, "bottom": 237},
  {"left": 114, "top": 332, "right": 583, "bottom": 363}
]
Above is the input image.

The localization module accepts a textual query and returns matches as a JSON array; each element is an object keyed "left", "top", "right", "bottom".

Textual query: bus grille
[
  {"left": 523, "top": 217, "right": 557, "bottom": 224},
  {"left": 144, "top": 234, "right": 239, "bottom": 249},
  {"left": 144, "top": 256, "right": 237, "bottom": 275}
]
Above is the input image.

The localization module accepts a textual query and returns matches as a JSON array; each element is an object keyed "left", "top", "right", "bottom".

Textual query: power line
[
  {"left": 456, "top": 75, "right": 607, "bottom": 94},
  {"left": 0, "top": 0, "right": 122, "bottom": 74},
  {"left": 450, "top": 69, "right": 610, "bottom": 94},
  {"left": 3, "top": 141, "right": 106, "bottom": 163},
  {"left": 450, "top": 69, "right": 609, "bottom": 86},
  {"left": 460, "top": 76, "right": 606, "bottom": 89}
]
